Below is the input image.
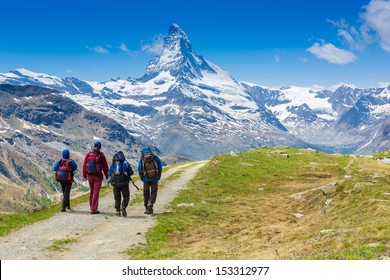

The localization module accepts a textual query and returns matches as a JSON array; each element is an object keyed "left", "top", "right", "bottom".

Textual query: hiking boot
[
  {"left": 60, "top": 208, "right": 66, "bottom": 212},
  {"left": 145, "top": 203, "right": 153, "bottom": 215},
  {"left": 66, "top": 206, "right": 71, "bottom": 210},
  {"left": 121, "top": 206, "right": 127, "bottom": 217},
  {"left": 90, "top": 210, "right": 100, "bottom": 214},
  {"left": 115, "top": 211, "right": 121, "bottom": 216}
]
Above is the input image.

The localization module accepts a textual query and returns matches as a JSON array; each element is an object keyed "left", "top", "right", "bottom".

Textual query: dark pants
[
  {"left": 113, "top": 184, "right": 130, "bottom": 211},
  {"left": 87, "top": 174, "right": 103, "bottom": 211},
  {"left": 61, "top": 183, "right": 72, "bottom": 209},
  {"left": 143, "top": 181, "right": 158, "bottom": 207}
]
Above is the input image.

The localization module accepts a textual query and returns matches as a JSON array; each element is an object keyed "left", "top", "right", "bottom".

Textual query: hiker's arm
[
  {"left": 82, "top": 156, "right": 88, "bottom": 179},
  {"left": 71, "top": 160, "right": 78, "bottom": 171},
  {"left": 53, "top": 161, "right": 59, "bottom": 171},
  {"left": 137, "top": 160, "right": 144, "bottom": 181},
  {"left": 157, "top": 157, "right": 163, "bottom": 180},
  {"left": 101, "top": 153, "right": 109, "bottom": 179},
  {"left": 108, "top": 164, "right": 113, "bottom": 177}
]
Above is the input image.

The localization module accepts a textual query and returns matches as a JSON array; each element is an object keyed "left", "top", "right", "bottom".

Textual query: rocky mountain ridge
[
  {"left": 1, "top": 24, "right": 389, "bottom": 159},
  {"left": 0, "top": 84, "right": 148, "bottom": 213}
]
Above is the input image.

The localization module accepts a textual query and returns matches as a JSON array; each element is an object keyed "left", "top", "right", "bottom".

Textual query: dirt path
[{"left": 0, "top": 161, "right": 207, "bottom": 260}]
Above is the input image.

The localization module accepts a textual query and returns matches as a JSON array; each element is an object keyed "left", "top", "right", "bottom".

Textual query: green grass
[
  {"left": 125, "top": 147, "right": 390, "bottom": 260},
  {"left": 373, "top": 150, "right": 390, "bottom": 160},
  {"left": 44, "top": 236, "right": 78, "bottom": 252}
]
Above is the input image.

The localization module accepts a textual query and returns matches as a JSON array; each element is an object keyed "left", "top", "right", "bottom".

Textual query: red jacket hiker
[
  {"left": 82, "top": 141, "right": 109, "bottom": 214},
  {"left": 82, "top": 149, "right": 109, "bottom": 179}
]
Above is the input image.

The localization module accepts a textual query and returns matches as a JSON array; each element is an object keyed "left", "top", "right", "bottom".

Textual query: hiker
[
  {"left": 138, "top": 146, "right": 162, "bottom": 214},
  {"left": 53, "top": 149, "right": 78, "bottom": 212},
  {"left": 108, "top": 151, "right": 134, "bottom": 217},
  {"left": 82, "top": 141, "right": 109, "bottom": 214}
]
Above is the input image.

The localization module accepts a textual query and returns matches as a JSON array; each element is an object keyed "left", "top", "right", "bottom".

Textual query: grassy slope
[{"left": 126, "top": 147, "right": 390, "bottom": 260}]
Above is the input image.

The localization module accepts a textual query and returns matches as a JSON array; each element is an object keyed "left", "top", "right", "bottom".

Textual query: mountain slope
[
  {"left": 1, "top": 24, "right": 390, "bottom": 156},
  {"left": 0, "top": 84, "right": 147, "bottom": 213}
]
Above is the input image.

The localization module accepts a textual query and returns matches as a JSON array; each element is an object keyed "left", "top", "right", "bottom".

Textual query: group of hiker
[{"left": 53, "top": 141, "right": 162, "bottom": 216}]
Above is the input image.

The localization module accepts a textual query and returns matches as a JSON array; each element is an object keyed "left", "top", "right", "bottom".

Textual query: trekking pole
[{"left": 130, "top": 178, "right": 140, "bottom": 190}]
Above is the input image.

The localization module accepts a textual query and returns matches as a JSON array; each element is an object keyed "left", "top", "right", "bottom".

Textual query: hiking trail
[{"left": 0, "top": 161, "right": 207, "bottom": 260}]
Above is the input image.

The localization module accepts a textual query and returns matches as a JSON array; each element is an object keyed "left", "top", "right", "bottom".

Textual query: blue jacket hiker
[
  {"left": 137, "top": 146, "right": 163, "bottom": 214},
  {"left": 108, "top": 151, "right": 134, "bottom": 217},
  {"left": 53, "top": 149, "right": 78, "bottom": 212}
]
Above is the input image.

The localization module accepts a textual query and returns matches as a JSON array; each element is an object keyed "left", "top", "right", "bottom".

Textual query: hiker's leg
[
  {"left": 90, "top": 175, "right": 102, "bottom": 211},
  {"left": 122, "top": 184, "right": 130, "bottom": 208},
  {"left": 145, "top": 182, "right": 158, "bottom": 214},
  {"left": 143, "top": 182, "right": 151, "bottom": 208},
  {"left": 88, "top": 176, "right": 95, "bottom": 209},
  {"left": 60, "top": 183, "right": 67, "bottom": 211},
  {"left": 63, "top": 183, "right": 71, "bottom": 209},
  {"left": 113, "top": 186, "right": 121, "bottom": 211},
  {"left": 149, "top": 181, "right": 158, "bottom": 205}
]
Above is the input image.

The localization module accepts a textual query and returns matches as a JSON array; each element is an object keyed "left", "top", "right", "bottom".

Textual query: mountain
[
  {"left": 0, "top": 84, "right": 149, "bottom": 213},
  {"left": 243, "top": 83, "right": 390, "bottom": 153},
  {"left": 335, "top": 85, "right": 390, "bottom": 154},
  {"left": 1, "top": 24, "right": 390, "bottom": 158},
  {"left": 0, "top": 24, "right": 303, "bottom": 159}
]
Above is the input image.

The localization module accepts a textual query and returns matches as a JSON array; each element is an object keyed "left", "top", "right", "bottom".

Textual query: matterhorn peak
[
  {"left": 163, "top": 23, "right": 192, "bottom": 54},
  {"left": 141, "top": 24, "right": 216, "bottom": 81},
  {"left": 168, "top": 23, "right": 187, "bottom": 38}
]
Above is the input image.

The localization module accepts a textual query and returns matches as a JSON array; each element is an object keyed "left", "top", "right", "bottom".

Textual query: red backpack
[
  {"left": 86, "top": 151, "right": 102, "bottom": 174},
  {"left": 56, "top": 159, "right": 74, "bottom": 183}
]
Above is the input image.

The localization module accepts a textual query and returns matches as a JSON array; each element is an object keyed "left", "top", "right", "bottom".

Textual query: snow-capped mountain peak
[{"left": 142, "top": 23, "right": 216, "bottom": 81}]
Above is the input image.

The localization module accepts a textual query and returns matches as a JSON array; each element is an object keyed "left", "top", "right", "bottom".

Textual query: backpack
[
  {"left": 55, "top": 159, "right": 74, "bottom": 183},
  {"left": 142, "top": 152, "right": 158, "bottom": 179},
  {"left": 111, "top": 154, "right": 128, "bottom": 187},
  {"left": 86, "top": 151, "right": 102, "bottom": 175}
]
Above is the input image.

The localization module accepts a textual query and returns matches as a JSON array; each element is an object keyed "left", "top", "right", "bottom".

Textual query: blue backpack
[{"left": 111, "top": 154, "right": 128, "bottom": 187}]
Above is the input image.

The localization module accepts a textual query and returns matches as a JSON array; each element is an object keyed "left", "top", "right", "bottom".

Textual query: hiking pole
[{"left": 130, "top": 178, "right": 140, "bottom": 190}]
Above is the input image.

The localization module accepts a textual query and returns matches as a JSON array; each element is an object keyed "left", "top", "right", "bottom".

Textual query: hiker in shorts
[
  {"left": 53, "top": 149, "right": 78, "bottom": 212},
  {"left": 82, "top": 141, "right": 109, "bottom": 214},
  {"left": 138, "top": 146, "right": 162, "bottom": 214},
  {"left": 108, "top": 151, "right": 134, "bottom": 217}
]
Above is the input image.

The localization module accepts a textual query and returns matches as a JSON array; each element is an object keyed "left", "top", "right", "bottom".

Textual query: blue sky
[{"left": 1, "top": 0, "right": 390, "bottom": 88}]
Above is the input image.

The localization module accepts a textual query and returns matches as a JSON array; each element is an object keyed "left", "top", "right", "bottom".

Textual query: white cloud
[
  {"left": 327, "top": 19, "right": 368, "bottom": 51},
  {"left": 120, "top": 43, "right": 129, "bottom": 52},
  {"left": 378, "top": 81, "right": 390, "bottom": 87},
  {"left": 85, "top": 45, "right": 110, "bottom": 54},
  {"left": 141, "top": 34, "right": 165, "bottom": 55},
  {"left": 307, "top": 41, "right": 357, "bottom": 64},
  {"left": 274, "top": 55, "right": 281, "bottom": 62},
  {"left": 361, "top": 0, "right": 390, "bottom": 52},
  {"left": 94, "top": 46, "right": 109, "bottom": 54}
]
